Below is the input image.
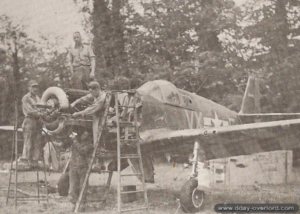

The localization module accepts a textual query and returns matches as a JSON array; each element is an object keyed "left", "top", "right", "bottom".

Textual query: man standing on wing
[{"left": 69, "top": 31, "right": 96, "bottom": 90}]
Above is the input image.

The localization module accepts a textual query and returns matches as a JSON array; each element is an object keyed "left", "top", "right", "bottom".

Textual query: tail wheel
[{"left": 180, "top": 179, "right": 205, "bottom": 213}]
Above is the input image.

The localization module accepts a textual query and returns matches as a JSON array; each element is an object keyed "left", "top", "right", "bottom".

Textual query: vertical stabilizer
[{"left": 239, "top": 76, "right": 261, "bottom": 114}]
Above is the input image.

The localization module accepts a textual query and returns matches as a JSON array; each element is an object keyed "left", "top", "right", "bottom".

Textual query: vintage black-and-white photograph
[{"left": 0, "top": 0, "right": 300, "bottom": 213}]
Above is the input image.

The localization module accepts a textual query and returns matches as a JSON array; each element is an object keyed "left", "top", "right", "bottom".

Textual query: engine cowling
[
  {"left": 40, "top": 87, "right": 70, "bottom": 135},
  {"left": 41, "top": 87, "right": 69, "bottom": 110}
]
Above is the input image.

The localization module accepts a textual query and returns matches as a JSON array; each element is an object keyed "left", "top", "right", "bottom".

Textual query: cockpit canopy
[
  {"left": 137, "top": 80, "right": 197, "bottom": 109},
  {"left": 137, "top": 80, "right": 179, "bottom": 103}
]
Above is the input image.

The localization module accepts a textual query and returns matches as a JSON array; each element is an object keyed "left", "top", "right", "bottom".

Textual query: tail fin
[{"left": 239, "top": 76, "right": 261, "bottom": 114}]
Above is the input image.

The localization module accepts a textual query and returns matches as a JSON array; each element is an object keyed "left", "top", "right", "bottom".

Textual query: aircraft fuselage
[{"left": 137, "top": 80, "right": 240, "bottom": 133}]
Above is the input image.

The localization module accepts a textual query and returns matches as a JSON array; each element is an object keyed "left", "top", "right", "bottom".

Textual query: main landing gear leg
[{"left": 179, "top": 141, "right": 205, "bottom": 213}]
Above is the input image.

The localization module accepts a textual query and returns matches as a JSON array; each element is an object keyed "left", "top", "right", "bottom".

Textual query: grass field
[{"left": 0, "top": 162, "right": 300, "bottom": 214}]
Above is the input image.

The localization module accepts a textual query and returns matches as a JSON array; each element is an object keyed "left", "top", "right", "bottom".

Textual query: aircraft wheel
[{"left": 180, "top": 179, "right": 205, "bottom": 213}]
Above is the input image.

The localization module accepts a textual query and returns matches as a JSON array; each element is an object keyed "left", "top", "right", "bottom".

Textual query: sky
[
  {"left": 0, "top": 0, "right": 248, "bottom": 50},
  {"left": 0, "top": 0, "right": 87, "bottom": 49}
]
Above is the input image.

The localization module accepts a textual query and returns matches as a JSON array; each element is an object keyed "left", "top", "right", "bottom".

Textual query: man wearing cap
[
  {"left": 71, "top": 81, "right": 108, "bottom": 148},
  {"left": 69, "top": 31, "right": 96, "bottom": 90},
  {"left": 20, "top": 80, "right": 42, "bottom": 168}
]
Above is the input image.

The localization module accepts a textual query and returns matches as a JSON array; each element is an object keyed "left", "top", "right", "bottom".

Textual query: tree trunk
[
  {"left": 92, "top": 0, "right": 111, "bottom": 76},
  {"left": 12, "top": 44, "right": 20, "bottom": 99},
  {"left": 92, "top": 0, "right": 127, "bottom": 77},
  {"left": 273, "top": 0, "right": 288, "bottom": 62}
]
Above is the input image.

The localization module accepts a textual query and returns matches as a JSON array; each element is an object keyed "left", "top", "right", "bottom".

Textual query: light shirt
[
  {"left": 22, "top": 92, "right": 41, "bottom": 118},
  {"left": 69, "top": 44, "right": 95, "bottom": 67},
  {"left": 77, "top": 91, "right": 107, "bottom": 117},
  {"left": 76, "top": 91, "right": 108, "bottom": 146}
]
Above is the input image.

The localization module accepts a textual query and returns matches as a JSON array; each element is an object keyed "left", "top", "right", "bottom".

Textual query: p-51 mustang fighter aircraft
[{"left": 38, "top": 76, "right": 300, "bottom": 212}]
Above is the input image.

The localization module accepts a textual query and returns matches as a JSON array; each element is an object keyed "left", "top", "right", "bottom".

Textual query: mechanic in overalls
[
  {"left": 68, "top": 129, "right": 93, "bottom": 212},
  {"left": 20, "top": 80, "right": 42, "bottom": 169}
]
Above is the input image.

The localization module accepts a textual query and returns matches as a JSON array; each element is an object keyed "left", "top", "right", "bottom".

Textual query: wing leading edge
[
  {"left": 140, "top": 118, "right": 300, "bottom": 159},
  {"left": 140, "top": 118, "right": 300, "bottom": 142}
]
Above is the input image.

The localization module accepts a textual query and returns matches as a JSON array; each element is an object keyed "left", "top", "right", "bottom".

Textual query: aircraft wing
[
  {"left": 0, "top": 126, "right": 23, "bottom": 132},
  {"left": 0, "top": 126, "right": 50, "bottom": 134},
  {"left": 140, "top": 118, "right": 300, "bottom": 160}
]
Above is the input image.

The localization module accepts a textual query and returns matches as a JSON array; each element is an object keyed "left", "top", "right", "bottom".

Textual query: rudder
[{"left": 239, "top": 76, "right": 261, "bottom": 114}]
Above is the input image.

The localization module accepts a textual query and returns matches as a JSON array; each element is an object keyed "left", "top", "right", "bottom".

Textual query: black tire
[
  {"left": 180, "top": 179, "right": 205, "bottom": 213},
  {"left": 57, "top": 172, "right": 69, "bottom": 196}
]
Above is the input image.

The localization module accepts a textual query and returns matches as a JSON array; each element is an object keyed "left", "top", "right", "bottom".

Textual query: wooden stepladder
[
  {"left": 115, "top": 90, "right": 149, "bottom": 214},
  {"left": 6, "top": 99, "right": 49, "bottom": 208},
  {"left": 74, "top": 93, "right": 113, "bottom": 212}
]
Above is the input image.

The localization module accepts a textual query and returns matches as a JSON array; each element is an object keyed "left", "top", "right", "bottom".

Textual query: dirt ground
[{"left": 0, "top": 162, "right": 300, "bottom": 214}]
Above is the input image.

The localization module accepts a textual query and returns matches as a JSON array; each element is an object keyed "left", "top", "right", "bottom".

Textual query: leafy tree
[
  {"left": 0, "top": 15, "right": 71, "bottom": 159},
  {"left": 230, "top": 0, "right": 300, "bottom": 112},
  {"left": 121, "top": 0, "right": 242, "bottom": 108},
  {"left": 92, "top": 0, "right": 127, "bottom": 78},
  {"left": 76, "top": 0, "right": 300, "bottom": 113},
  {"left": 0, "top": 15, "right": 34, "bottom": 124},
  {"left": 0, "top": 15, "right": 71, "bottom": 124}
]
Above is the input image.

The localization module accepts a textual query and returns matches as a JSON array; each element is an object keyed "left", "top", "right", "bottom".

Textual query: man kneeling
[{"left": 69, "top": 129, "right": 93, "bottom": 212}]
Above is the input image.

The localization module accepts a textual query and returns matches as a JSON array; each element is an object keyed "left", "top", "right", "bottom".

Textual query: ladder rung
[
  {"left": 120, "top": 139, "right": 138, "bottom": 142},
  {"left": 120, "top": 206, "right": 148, "bottom": 213},
  {"left": 119, "top": 122, "right": 136, "bottom": 127},
  {"left": 120, "top": 155, "right": 140, "bottom": 159},
  {"left": 17, "top": 196, "right": 48, "bottom": 198},
  {"left": 96, "top": 152, "right": 117, "bottom": 158},
  {"left": 89, "top": 185, "right": 110, "bottom": 187},
  {"left": 119, "top": 105, "right": 136, "bottom": 108},
  {"left": 100, "top": 170, "right": 113, "bottom": 173},
  {"left": 17, "top": 198, "right": 48, "bottom": 201},
  {"left": 9, "top": 168, "right": 40, "bottom": 172},
  {"left": 126, "top": 91, "right": 136, "bottom": 95},
  {"left": 119, "top": 121, "right": 134, "bottom": 124},
  {"left": 121, "top": 173, "right": 142, "bottom": 177},
  {"left": 121, "top": 190, "right": 145, "bottom": 194},
  {"left": 114, "top": 90, "right": 136, "bottom": 94},
  {"left": 82, "top": 199, "right": 106, "bottom": 202}
]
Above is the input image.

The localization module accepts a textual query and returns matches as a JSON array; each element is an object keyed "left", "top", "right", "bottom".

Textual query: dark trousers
[
  {"left": 22, "top": 118, "right": 42, "bottom": 162},
  {"left": 72, "top": 66, "right": 91, "bottom": 90},
  {"left": 69, "top": 163, "right": 88, "bottom": 204}
]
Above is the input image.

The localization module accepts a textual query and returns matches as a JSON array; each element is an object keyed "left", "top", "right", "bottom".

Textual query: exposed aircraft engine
[
  {"left": 41, "top": 87, "right": 70, "bottom": 110},
  {"left": 37, "top": 87, "right": 91, "bottom": 136}
]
